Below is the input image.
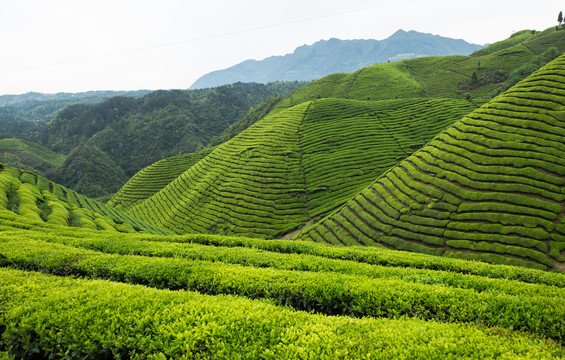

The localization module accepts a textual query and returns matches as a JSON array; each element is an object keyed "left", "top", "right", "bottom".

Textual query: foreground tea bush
[
  {"left": 8, "top": 229, "right": 565, "bottom": 298},
  {"left": 1, "top": 237, "right": 564, "bottom": 344},
  {"left": 1, "top": 268, "right": 563, "bottom": 359},
  {"left": 2, "top": 223, "right": 563, "bottom": 287}
]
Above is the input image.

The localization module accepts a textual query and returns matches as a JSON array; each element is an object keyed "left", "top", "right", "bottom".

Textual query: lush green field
[
  {"left": 0, "top": 225, "right": 564, "bottom": 358},
  {"left": 124, "top": 98, "right": 477, "bottom": 238},
  {"left": 298, "top": 54, "right": 565, "bottom": 271},
  {"left": 2, "top": 28, "right": 565, "bottom": 359},
  {"left": 0, "top": 163, "right": 169, "bottom": 235}
]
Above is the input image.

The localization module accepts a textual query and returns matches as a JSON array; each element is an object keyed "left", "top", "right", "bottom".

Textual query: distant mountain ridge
[{"left": 190, "top": 29, "right": 485, "bottom": 89}]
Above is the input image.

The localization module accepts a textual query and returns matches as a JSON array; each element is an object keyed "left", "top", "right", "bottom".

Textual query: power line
[{"left": 1, "top": 0, "right": 417, "bottom": 75}]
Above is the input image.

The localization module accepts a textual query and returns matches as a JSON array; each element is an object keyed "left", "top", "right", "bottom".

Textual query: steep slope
[
  {"left": 190, "top": 30, "right": 483, "bottom": 89},
  {"left": 108, "top": 148, "right": 214, "bottom": 211},
  {"left": 126, "top": 98, "right": 478, "bottom": 238},
  {"left": 0, "top": 163, "right": 169, "bottom": 234},
  {"left": 274, "top": 27, "right": 565, "bottom": 110},
  {"left": 297, "top": 54, "right": 565, "bottom": 272}
]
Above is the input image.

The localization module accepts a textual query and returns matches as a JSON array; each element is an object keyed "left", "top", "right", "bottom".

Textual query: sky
[{"left": 0, "top": 0, "right": 563, "bottom": 95}]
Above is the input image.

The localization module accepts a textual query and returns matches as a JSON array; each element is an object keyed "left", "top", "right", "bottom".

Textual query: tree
[{"left": 559, "top": 11, "right": 563, "bottom": 26}]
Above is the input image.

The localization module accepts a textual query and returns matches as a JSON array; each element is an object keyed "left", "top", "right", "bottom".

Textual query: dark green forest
[{"left": 0, "top": 82, "right": 306, "bottom": 198}]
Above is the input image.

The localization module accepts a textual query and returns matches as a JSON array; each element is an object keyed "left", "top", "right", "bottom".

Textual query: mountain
[{"left": 190, "top": 30, "right": 485, "bottom": 89}]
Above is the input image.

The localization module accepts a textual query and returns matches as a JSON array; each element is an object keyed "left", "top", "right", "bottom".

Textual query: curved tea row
[
  {"left": 127, "top": 98, "right": 476, "bottom": 238},
  {"left": 0, "top": 163, "right": 168, "bottom": 234},
  {"left": 298, "top": 55, "right": 565, "bottom": 271}
]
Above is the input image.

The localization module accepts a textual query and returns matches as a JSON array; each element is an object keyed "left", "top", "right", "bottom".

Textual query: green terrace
[
  {"left": 0, "top": 163, "right": 169, "bottom": 234},
  {"left": 298, "top": 54, "right": 565, "bottom": 271},
  {"left": 108, "top": 148, "right": 214, "bottom": 211},
  {"left": 124, "top": 97, "right": 477, "bottom": 238}
]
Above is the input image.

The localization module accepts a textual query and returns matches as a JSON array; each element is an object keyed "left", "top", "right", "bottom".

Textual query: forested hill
[
  {"left": 190, "top": 30, "right": 484, "bottom": 89},
  {"left": 2, "top": 82, "right": 305, "bottom": 198}
]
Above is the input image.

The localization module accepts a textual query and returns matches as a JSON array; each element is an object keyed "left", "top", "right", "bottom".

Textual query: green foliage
[
  {"left": 2, "top": 267, "right": 562, "bottom": 359},
  {"left": 298, "top": 54, "right": 565, "bottom": 271},
  {"left": 0, "top": 163, "right": 170, "bottom": 234},
  {"left": 51, "top": 145, "right": 128, "bottom": 198}
]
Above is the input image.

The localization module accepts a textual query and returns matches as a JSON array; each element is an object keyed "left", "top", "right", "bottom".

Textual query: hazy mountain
[{"left": 190, "top": 30, "right": 485, "bottom": 89}]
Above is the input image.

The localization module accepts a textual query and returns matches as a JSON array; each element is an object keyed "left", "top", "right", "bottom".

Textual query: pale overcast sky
[{"left": 0, "top": 0, "right": 562, "bottom": 95}]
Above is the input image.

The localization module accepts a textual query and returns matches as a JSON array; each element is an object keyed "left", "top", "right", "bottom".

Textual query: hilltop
[{"left": 190, "top": 30, "right": 484, "bottom": 89}]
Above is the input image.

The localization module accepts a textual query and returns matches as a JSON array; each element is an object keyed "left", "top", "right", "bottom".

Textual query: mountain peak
[{"left": 190, "top": 30, "right": 484, "bottom": 89}]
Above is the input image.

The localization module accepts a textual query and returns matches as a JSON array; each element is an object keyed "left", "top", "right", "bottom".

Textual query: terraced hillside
[
  {"left": 298, "top": 54, "right": 565, "bottom": 272},
  {"left": 108, "top": 148, "right": 214, "bottom": 211},
  {"left": 0, "top": 225, "right": 564, "bottom": 358},
  {"left": 0, "top": 163, "right": 169, "bottom": 234},
  {"left": 126, "top": 98, "right": 478, "bottom": 238},
  {"left": 276, "top": 27, "right": 565, "bottom": 109}
]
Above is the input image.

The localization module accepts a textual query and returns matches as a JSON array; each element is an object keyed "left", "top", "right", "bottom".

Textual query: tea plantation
[
  {"left": 1, "top": 28, "right": 565, "bottom": 359},
  {"left": 125, "top": 98, "right": 478, "bottom": 238},
  {"left": 0, "top": 163, "right": 169, "bottom": 234},
  {"left": 1, "top": 223, "right": 564, "bottom": 358},
  {"left": 299, "top": 54, "right": 565, "bottom": 272}
]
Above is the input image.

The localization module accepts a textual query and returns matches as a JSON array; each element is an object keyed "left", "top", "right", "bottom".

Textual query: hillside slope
[
  {"left": 191, "top": 30, "right": 483, "bottom": 89},
  {"left": 108, "top": 148, "right": 214, "bottom": 211},
  {"left": 297, "top": 53, "right": 565, "bottom": 272},
  {"left": 0, "top": 138, "right": 66, "bottom": 176},
  {"left": 274, "top": 27, "right": 565, "bottom": 109},
  {"left": 125, "top": 98, "right": 478, "bottom": 238},
  {"left": 0, "top": 163, "right": 169, "bottom": 234}
]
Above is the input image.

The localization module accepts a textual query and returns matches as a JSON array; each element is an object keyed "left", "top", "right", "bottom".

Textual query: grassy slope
[
  {"left": 125, "top": 98, "right": 478, "bottom": 238},
  {"left": 297, "top": 54, "right": 565, "bottom": 272},
  {"left": 274, "top": 27, "right": 565, "bottom": 110},
  {"left": 0, "top": 224, "right": 564, "bottom": 358},
  {"left": 0, "top": 138, "right": 66, "bottom": 177},
  {"left": 107, "top": 148, "right": 214, "bottom": 211},
  {"left": 0, "top": 163, "right": 169, "bottom": 235}
]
